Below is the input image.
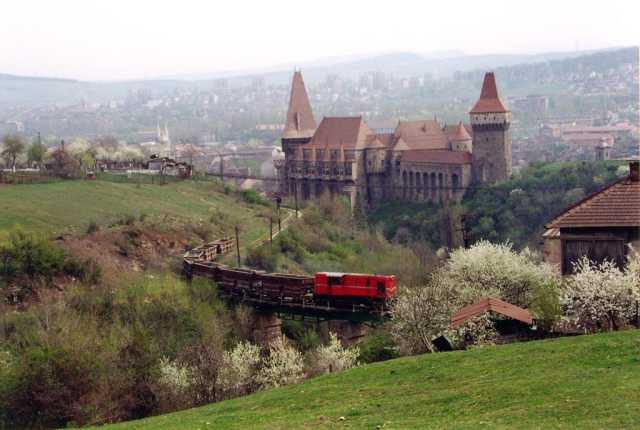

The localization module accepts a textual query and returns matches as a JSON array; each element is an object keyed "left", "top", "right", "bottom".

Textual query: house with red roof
[{"left": 543, "top": 161, "right": 640, "bottom": 274}]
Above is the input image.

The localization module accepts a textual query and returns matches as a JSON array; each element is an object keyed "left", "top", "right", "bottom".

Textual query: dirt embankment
[{"left": 58, "top": 224, "right": 200, "bottom": 286}]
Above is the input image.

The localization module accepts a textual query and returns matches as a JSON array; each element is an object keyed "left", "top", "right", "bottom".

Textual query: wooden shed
[{"left": 451, "top": 297, "right": 533, "bottom": 329}]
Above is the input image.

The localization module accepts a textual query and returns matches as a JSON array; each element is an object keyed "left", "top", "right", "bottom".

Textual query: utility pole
[
  {"left": 276, "top": 196, "right": 282, "bottom": 232},
  {"left": 294, "top": 185, "right": 299, "bottom": 217},
  {"left": 235, "top": 225, "right": 241, "bottom": 267},
  {"left": 459, "top": 214, "right": 472, "bottom": 249},
  {"left": 269, "top": 217, "right": 273, "bottom": 246}
]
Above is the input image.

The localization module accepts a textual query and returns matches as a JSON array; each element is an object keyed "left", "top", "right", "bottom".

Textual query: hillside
[
  {"left": 0, "top": 179, "right": 271, "bottom": 243},
  {"left": 99, "top": 330, "right": 640, "bottom": 429}
]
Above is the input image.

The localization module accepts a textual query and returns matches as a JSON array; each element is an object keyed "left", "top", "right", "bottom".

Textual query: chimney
[{"left": 630, "top": 160, "right": 639, "bottom": 182}]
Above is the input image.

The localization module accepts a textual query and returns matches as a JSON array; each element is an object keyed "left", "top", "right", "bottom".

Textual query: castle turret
[
  {"left": 451, "top": 121, "right": 472, "bottom": 152},
  {"left": 470, "top": 72, "right": 511, "bottom": 183},
  {"left": 281, "top": 71, "right": 317, "bottom": 196}
]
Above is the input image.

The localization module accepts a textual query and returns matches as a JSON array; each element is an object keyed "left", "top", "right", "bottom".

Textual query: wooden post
[
  {"left": 269, "top": 217, "right": 273, "bottom": 246},
  {"left": 294, "top": 187, "right": 299, "bottom": 217},
  {"left": 235, "top": 225, "right": 241, "bottom": 267}
]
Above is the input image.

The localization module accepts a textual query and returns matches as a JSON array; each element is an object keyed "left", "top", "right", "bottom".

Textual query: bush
[
  {"left": 306, "top": 333, "right": 359, "bottom": 376},
  {"left": 87, "top": 220, "right": 100, "bottom": 234},
  {"left": 451, "top": 314, "right": 497, "bottom": 349},
  {"left": 219, "top": 341, "right": 261, "bottom": 397},
  {"left": 257, "top": 337, "right": 304, "bottom": 389},
  {"left": 562, "top": 254, "right": 640, "bottom": 332},
  {"left": 245, "top": 245, "right": 280, "bottom": 272},
  {"left": 357, "top": 330, "right": 399, "bottom": 363},
  {"left": 240, "top": 189, "right": 268, "bottom": 206},
  {"left": 0, "top": 230, "right": 66, "bottom": 280},
  {"left": 63, "top": 257, "right": 102, "bottom": 284}
]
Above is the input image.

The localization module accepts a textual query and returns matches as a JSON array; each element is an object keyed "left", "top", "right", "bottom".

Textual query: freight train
[{"left": 183, "top": 239, "right": 396, "bottom": 315}]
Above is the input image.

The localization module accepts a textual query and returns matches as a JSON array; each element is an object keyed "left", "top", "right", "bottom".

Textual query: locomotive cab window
[
  {"left": 328, "top": 276, "right": 342, "bottom": 286},
  {"left": 377, "top": 281, "right": 385, "bottom": 293}
]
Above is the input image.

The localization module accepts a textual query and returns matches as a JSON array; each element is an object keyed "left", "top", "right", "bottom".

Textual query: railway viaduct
[{"left": 184, "top": 239, "right": 382, "bottom": 346}]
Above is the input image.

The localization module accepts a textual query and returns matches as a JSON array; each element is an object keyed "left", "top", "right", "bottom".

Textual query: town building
[
  {"left": 277, "top": 71, "right": 512, "bottom": 208},
  {"left": 543, "top": 161, "right": 640, "bottom": 274}
]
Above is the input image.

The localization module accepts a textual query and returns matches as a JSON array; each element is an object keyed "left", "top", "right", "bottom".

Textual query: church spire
[{"left": 283, "top": 71, "right": 316, "bottom": 139}]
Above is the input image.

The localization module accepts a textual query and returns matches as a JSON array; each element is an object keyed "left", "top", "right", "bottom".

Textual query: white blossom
[
  {"left": 308, "top": 332, "right": 359, "bottom": 376},
  {"left": 257, "top": 336, "right": 304, "bottom": 389}
]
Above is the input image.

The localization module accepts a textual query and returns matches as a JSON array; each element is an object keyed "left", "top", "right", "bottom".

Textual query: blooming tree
[
  {"left": 219, "top": 341, "right": 262, "bottom": 396},
  {"left": 307, "top": 332, "right": 359, "bottom": 376},
  {"left": 562, "top": 254, "right": 640, "bottom": 332},
  {"left": 257, "top": 337, "right": 305, "bottom": 389}
]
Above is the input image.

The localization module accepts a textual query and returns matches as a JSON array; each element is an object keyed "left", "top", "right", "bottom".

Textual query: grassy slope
[
  {"left": 0, "top": 180, "right": 271, "bottom": 245},
  {"left": 101, "top": 330, "right": 640, "bottom": 430}
]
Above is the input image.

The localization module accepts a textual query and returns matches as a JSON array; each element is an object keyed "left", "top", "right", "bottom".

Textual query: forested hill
[{"left": 369, "top": 161, "right": 628, "bottom": 250}]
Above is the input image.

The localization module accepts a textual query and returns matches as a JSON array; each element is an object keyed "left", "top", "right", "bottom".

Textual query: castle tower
[
  {"left": 281, "top": 71, "right": 317, "bottom": 196},
  {"left": 470, "top": 72, "right": 511, "bottom": 183}
]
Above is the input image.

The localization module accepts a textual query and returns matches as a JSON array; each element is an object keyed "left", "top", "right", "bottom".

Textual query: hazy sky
[{"left": 1, "top": 0, "right": 638, "bottom": 81}]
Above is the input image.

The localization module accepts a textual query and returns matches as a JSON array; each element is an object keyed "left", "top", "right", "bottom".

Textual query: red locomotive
[{"left": 314, "top": 272, "right": 396, "bottom": 301}]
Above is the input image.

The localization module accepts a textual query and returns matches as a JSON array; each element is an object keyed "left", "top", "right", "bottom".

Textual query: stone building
[{"left": 277, "top": 71, "right": 512, "bottom": 208}]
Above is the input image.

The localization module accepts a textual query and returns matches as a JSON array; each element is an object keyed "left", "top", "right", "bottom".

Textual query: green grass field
[
  {"left": 0, "top": 179, "right": 273, "bottom": 245},
  {"left": 100, "top": 330, "right": 640, "bottom": 430}
]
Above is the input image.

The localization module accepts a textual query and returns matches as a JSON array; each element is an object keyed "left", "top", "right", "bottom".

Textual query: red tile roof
[
  {"left": 401, "top": 149, "right": 472, "bottom": 164},
  {"left": 283, "top": 71, "right": 317, "bottom": 139},
  {"left": 470, "top": 72, "right": 509, "bottom": 114},
  {"left": 547, "top": 176, "right": 640, "bottom": 228},
  {"left": 452, "top": 298, "right": 533, "bottom": 328},
  {"left": 308, "top": 116, "right": 372, "bottom": 149},
  {"left": 451, "top": 121, "right": 472, "bottom": 141},
  {"left": 393, "top": 120, "right": 449, "bottom": 150}
]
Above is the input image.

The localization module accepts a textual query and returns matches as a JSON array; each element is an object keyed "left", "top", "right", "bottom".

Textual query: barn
[{"left": 543, "top": 161, "right": 640, "bottom": 274}]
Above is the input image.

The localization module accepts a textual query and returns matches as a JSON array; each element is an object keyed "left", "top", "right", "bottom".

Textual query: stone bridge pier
[
  {"left": 251, "top": 312, "right": 283, "bottom": 346},
  {"left": 324, "top": 320, "right": 369, "bottom": 347}
]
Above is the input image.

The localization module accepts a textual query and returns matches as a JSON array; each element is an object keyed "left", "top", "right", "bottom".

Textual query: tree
[
  {"left": 306, "top": 332, "right": 359, "bottom": 376},
  {"left": 27, "top": 136, "right": 47, "bottom": 169},
  {"left": 562, "top": 254, "right": 640, "bottom": 332},
  {"left": 257, "top": 337, "right": 304, "bottom": 389},
  {"left": 390, "top": 279, "right": 456, "bottom": 354},
  {"left": 1, "top": 135, "right": 25, "bottom": 171}
]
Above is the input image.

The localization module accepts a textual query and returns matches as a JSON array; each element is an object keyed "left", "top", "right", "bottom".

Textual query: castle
[{"left": 276, "top": 71, "right": 512, "bottom": 208}]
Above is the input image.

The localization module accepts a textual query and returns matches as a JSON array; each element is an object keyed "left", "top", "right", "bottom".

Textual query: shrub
[
  {"left": 63, "top": 258, "right": 102, "bottom": 284},
  {"left": 562, "top": 255, "right": 640, "bottom": 332},
  {"left": 357, "top": 330, "right": 399, "bottom": 363},
  {"left": 87, "top": 220, "right": 100, "bottom": 234},
  {"left": 306, "top": 333, "right": 359, "bottom": 376},
  {"left": 0, "top": 230, "right": 66, "bottom": 280},
  {"left": 219, "top": 341, "right": 262, "bottom": 397},
  {"left": 240, "top": 189, "right": 268, "bottom": 206},
  {"left": 257, "top": 337, "right": 304, "bottom": 389},
  {"left": 451, "top": 314, "right": 497, "bottom": 349},
  {"left": 245, "top": 245, "right": 280, "bottom": 272}
]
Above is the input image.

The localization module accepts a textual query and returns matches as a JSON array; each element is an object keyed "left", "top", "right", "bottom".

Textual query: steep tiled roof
[
  {"left": 401, "top": 149, "right": 472, "bottom": 164},
  {"left": 283, "top": 71, "right": 317, "bottom": 139},
  {"left": 393, "top": 120, "right": 449, "bottom": 150},
  {"left": 547, "top": 176, "right": 640, "bottom": 228},
  {"left": 443, "top": 123, "right": 473, "bottom": 140},
  {"left": 451, "top": 121, "right": 472, "bottom": 141},
  {"left": 470, "top": 72, "right": 509, "bottom": 114},
  {"left": 365, "top": 133, "right": 393, "bottom": 149},
  {"left": 308, "top": 116, "right": 371, "bottom": 149}
]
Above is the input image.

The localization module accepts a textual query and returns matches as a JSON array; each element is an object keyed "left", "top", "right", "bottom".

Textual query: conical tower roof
[
  {"left": 283, "top": 71, "right": 317, "bottom": 139},
  {"left": 452, "top": 121, "right": 472, "bottom": 141},
  {"left": 470, "top": 72, "right": 509, "bottom": 114}
]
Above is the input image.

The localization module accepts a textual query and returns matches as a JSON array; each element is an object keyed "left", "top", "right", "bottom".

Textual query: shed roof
[{"left": 451, "top": 298, "right": 533, "bottom": 328}]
